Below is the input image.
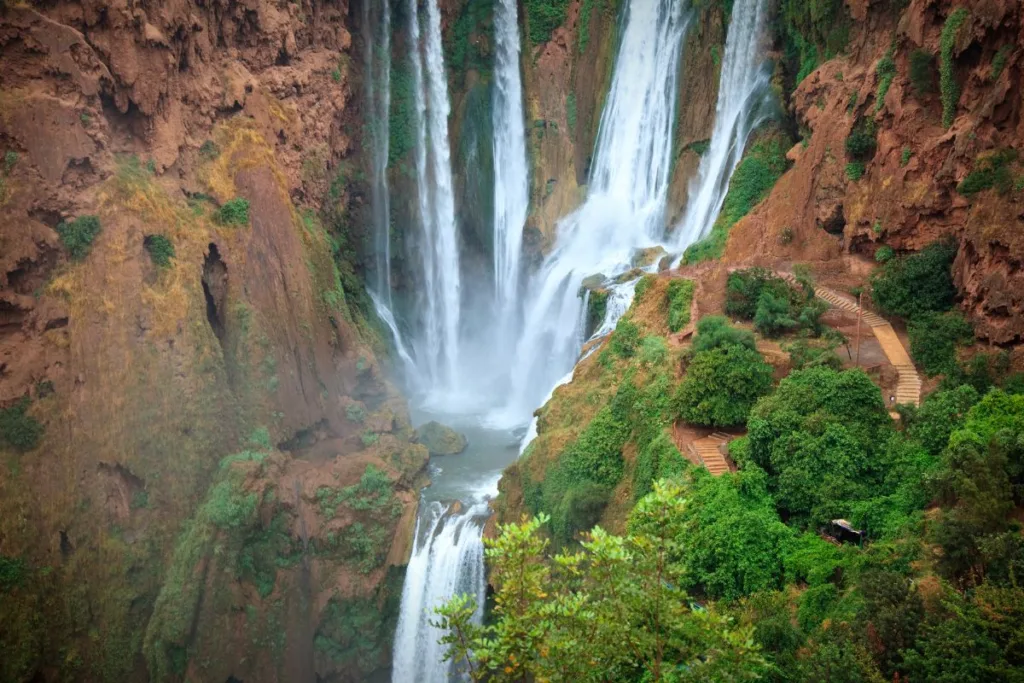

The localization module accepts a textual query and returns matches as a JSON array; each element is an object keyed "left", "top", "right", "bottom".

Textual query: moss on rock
[{"left": 416, "top": 421, "right": 468, "bottom": 456}]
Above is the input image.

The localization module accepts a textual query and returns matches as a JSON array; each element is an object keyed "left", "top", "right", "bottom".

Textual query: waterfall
[
  {"left": 672, "top": 0, "right": 772, "bottom": 248},
  {"left": 496, "top": 0, "right": 690, "bottom": 423},
  {"left": 491, "top": 0, "right": 529, "bottom": 329},
  {"left": 363, "top": 0, "right": 393, "bottom": 300},
  {"left": 392, "top": 501, "right": 488, "bottom": 683},
  {"left": 407, "top": 0, "right": 462, "bottom": 390}
]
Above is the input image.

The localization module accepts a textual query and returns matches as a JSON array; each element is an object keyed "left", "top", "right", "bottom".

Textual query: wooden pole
[{"left": 854, "top": 291, "right": 863, "bottom": 367}]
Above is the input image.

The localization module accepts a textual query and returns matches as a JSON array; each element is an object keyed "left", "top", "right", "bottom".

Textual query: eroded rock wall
[{"left": 0, "top": 1, "right": 425, "bottom": 681}]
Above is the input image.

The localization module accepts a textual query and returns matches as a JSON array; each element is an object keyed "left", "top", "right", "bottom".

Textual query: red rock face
[{"left": 725, "top": 0, "right": 1024, "bottom": 343}]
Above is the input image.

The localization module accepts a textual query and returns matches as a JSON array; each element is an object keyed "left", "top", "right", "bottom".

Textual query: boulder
[{"left": 416, "top": 421, "right": 468, "bottom": 456}]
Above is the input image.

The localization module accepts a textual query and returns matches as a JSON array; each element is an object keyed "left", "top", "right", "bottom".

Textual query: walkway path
[
  {"left": 779, "top": 274, "right": 921, "bottom": 408},
  {"left": 687, "top": 432, "right": 735, "bottom": 476}
]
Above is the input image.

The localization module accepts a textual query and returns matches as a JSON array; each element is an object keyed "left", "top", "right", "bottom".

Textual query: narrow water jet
[
  {"left": 672, "top": 0, "right": 772, "bottom": 248},
  {"left": 407, "top": 0, "right": 462, "bottom": 391},
  {"left": 491, "top": 0, "right": 529, "bottom": 333}
]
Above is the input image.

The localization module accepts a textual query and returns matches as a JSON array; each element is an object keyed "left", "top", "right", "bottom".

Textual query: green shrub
[
  {"left": 901, "top": 147, "right": 913, "bottom": 166},
  {"left": 691, "top": 316, "right": 756, "bottom": 354},
  {"left": 956, "top": 149, "right": 1017, "bottom": 196},
  {"left": 909, "top": 50, "right": 935, "bottom": 95},
  {"left": 199, "top": 140, "right": 220, "bottom": 160},
  {"left": 907, "top": 384, "right": 980, "bottom": 455},
  {"left": 784, "top": 335, "right": 844, "bottom": 371},
  {"left": 874, "top": 46, "right": 897, "bottom": 112},
  {"left": 524, "top": 0, "right": 571, "bottom": 44},
  {"left": 56, "top": 215, "right": 101, "bottom": 260},
  {"left": 940, "top": 8, "right": 969, "bottom": 128},
  {"left": 908, "top": 311, "right": 973, "bottom": 377},
  {"left": 610, "top": 318, "right": 640, "bottom": 358},
  {"left": 345, "top": 403, "right": 366, "bottom": 423},
  {"left": 845, "top": 118, "right": 877, "bottom": 161},
  {"left": 779, "top": 0, "right": 851, "bottom": 92},
  {"left": 666, "top": 279, "right": 695, "bottom": 332},
  {"left": 871, "top": 240, "right": 957, "bottom": 318},
  {"left": 676, "top": 344, "right": 774, "bottom": 427},
  {"left": 216, "top": 198, "right": 250, "bottom": 226},
  {"left": 205, "top": 479, "right": 258, "bottom": 530},
  {"left": 3, "top": 150, "right": 17, "bottom": 172},
  {"left": 144, "top": 234, "right": 175, "bottom": 267},
  {"left": 632, "top": 430, "right": 688, "bottom": 502},
  {"left": 875, "top": 245, "right": 894, "bottom": 263},
  {"left": 361, "top": 431, "right": 379, "bottom": 447},
  {"left": 0, "top": 554, "right": 27, "bottom": 592},
  {"left": 0, "top": 397, "right": 43, "bottom": 452},
  {"left": 845, "top": 161, "right": 865, "bottom": 181},
  {"left": 725, "top": 268, "right": 788, "bottom": 319},
  {"left": 633, "top": 274, "right": 657, "bottom": 302},
  {"left": 990, "top": 45, "right": 1012, "bottom": 81},
  {"left": 638, "top": 336, "right": 668, "bottom": 367},
  {"left": 585, "top": 288, "right": 609, "bottom": 337},
  {"left": 566, "top": 92, "right": 577, "bottom": 132}
]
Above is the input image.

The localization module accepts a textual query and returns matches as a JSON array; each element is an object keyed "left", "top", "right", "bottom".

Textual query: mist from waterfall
[
  {"left": 407, "top": 0, "right": 462, "bottom": 390},
  {"left": 495, "top": 0, "right": 690, "bottom": 423},
  {"left": 491, "top": 0, "right": 529, "bottom": 338},
  {"left": 672, "top": 0, "right": 772, "bottom": 248}
]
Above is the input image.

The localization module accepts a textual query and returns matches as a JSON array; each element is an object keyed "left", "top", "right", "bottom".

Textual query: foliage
[
  {"left": 725, "top": 269, "right": 824, "bottom": 338},
  {"left": 745, "top": 367, "right": 891, "bottom": 526},
  {"left": 56, "top": 215, "right": 102, "bottom": 260},
  {"left": 875, "top": 245, "right": 894, "bottom": 263},
  {"left": 845, "top": 161, "right": 865, "bottom": 181},
  {"left": 957, "top": 148, "right": 1018, "bottom": 196},
  {"left": 990, "top": 44, "right": 1012, "bottom": 81},
  {"left": 0, "top": 397, "right": 43, "bottom": 452},
  {"left": 845, "top": 118, "right": 877, "bottom": 162},
  {"left": 908, "top": 311, "right": 974, "bottom": 377},
  {"left": 676, "top": 321, "right": 773, "bottom": 428},
  {"left": 446, "top": 0, "right": 493, "bottom": 78},
  {"left": 0, "top": 554, "right": 27, "bottom": 592},
  {"left": 388, "top": 60, "right": 416, "bottom": 165},
  {"left": 940, "top": 8, "right": 969, "bottom": 128},
  {"left": 638, "top": 335, "right": 669, "bottom": 367},
  {"left": 683, "top": 137, "right": 788, "bottom": 264},
  {"left": 215, "top": 197, "right": 250, "bottom": 226},
  {"left": 585, "top": 288, "right": 609, "bottom": 337},
  {"left": 434, "top": 486, "right": 769, "bottom": 682},
  {"left": 577, "top": 0, "right": 619, "bottom": 54},
  {"left": 143, "top": 234, "right": 175, "bottom": 267},
  {"left": 905, "top": 384, "right": 980, "bottom": 455},
  {"left": 871, "top": 240, "right": 957, "bottom": 318},
  {"left": 901, "top": 147, "right": 913, "bottom": 166},
  {"left": 909, "top": 49, "right": 935, "bottom": 95},
  {"left": 345, "top": 403, "right": 366, "bottom": 423},
  {"left": 784, "top": 334, "right": 845, "bottom": 371},
  {"left": 667, "top": 278, "right": 695, "bottom": 332},
  {"left": 778, "top": 0, "right": 851, "bottom": 92},
  {"left": 632, "top": 430, "right": 688, "bottom": 502},
  {"left": 874, "top": 46, "right": 897, "bottom": 112},
  {"left": 566, "top": 92, "right": 577, "bottom": 132},
  {"left": 610, "top": 318, "right": 640, "bottom": 358},
  {"left": 524, "top": 0, "right": 571, "bottom": 44},
  {"left": 692, "top": 315, "right": 756, "bottom": 353}
]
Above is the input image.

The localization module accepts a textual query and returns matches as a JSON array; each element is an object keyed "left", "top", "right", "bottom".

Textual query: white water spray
[
  {"left": 673, "top": 0, "right": 772, "bottom": 247},
  {"left": 498, "top": 0, "right": 690, "bottom": 422},
  {"left": 407, "top": 0, "right": 462, "bottom": 390},
  {"left": 392, "top": 501, "right": 489, "bottom": 683},
  {"left": 492, "top": 0, "right": 529, "bottom": 328}
]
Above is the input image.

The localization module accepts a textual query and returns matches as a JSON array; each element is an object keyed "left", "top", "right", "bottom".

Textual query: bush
[
  {"left": 990, "top": 45, "right": 1012, "bottom": 81},
  {"left": 907, "top": 384, "right": 980, "bottom": 455},
  {"left": 638, "top": 335, "right": 668, "bottom": 367},
  {"left": 56, "top": 215, "right": 102, "bottom": 260},
  {"left": 940, "top": 8, "right": 969, "bottom": 128},
  {"left": 585, "top": 288, "right": 609, "bottom": 337},
  {"left": 676, "top": 344, "right": 774, "bottom": 427},
  {"left": 909, "top": 49, "right": 935, "bottom": 95},
  {"left": 845, "top": 161, "right": 865, "bottom": 181},
  {"left": 666, "top": 279, "right": 695, "bottom": 332},
  {"left": 908, "top": 311, "right": 974, "bottom": 377},
  {"left": 957, "top": 149, "right": 1017, "bottom": 196},
  {"left": 632, "top": 430, "right": 688, "bottom": 502},
  {"left": 726, "top": 268, "right": 787, "bottom": 319},
  {"left": 871, "top": 240, "right": 957, "bottom": 318},
  {"left": 874, "top": 46, "right": 897, "bottom": 112},
  {"left": 524, "top": 0, "right": 571, "bottom": 44},
  {"left": 610, "top": 318, "right": 640, "bottom": 358},
  {"left": 691, "top": 315, "right": 756, "bottom": 354},
  {"left": 845, "top": 118, "right": 877, "bottom": 162},
  {"left": 0, "top": 554, "right": 27, "bottom": 592},
  {"left": 144, "top": 234, "right": 175, "bottom": 267},
  {"left": 216, "top": 197, "right": 250, "bottom": 226},
  {"left": 875, "top": 245, "right": 894, "bottom": 263},
  {"left": 0, "top": 397, "right": 43, "bottom": 452},
  {"left": 901, "top": 147, "right": 913, "bottom": 166},
  {"left": 784, "top": 334, "right": 845, "bottom": 371}
]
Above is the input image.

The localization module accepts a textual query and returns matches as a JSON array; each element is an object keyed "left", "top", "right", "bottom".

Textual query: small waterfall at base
[
  {"left": 362, "top": 0, "right": 393, "bottom": 300},
  {"left": 392, "top": 501, "right": 489, "bottom": 683},
  {"left": 672, "top": 0, "right": 772, "bottom": 248},
  {"left": 407, "top": 0, "right": 462, "bottom": 392},
  {"left": 495, "top": 0, "right": 690, "bottom": 424},
  {"left": 491, "top": 0, "right": 529, "bottom": 341}
]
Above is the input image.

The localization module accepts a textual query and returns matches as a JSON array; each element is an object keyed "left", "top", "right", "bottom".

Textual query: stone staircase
[
  {"left": 776, "top": 273, "right": 921, "bottom": 408},
  {"left": 688, "top": 432, "right": 734, "bottom": 476}
]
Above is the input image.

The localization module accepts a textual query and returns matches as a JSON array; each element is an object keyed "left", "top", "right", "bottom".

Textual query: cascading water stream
[
  {"left": 497, "top": 0, "right": 690, "bottom": 423},
  {"left": 392, "top": 500, "right": 490, "bottom": 683},
  {"left": 363, "top": 0, "right": 393, "bottom": 301},
  {"left": 407, "top": 0, "right": 462, "bottom": 391},
  {"left": 491, "top": 0, "right": 529, "bottom": 336},
  {"left": 672, "top": 0, "right": 772, "bottom": 248}
]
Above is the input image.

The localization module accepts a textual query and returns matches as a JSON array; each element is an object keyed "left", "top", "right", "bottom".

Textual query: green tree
[
  {"left": 871, "top": 241, "right": 957, "bottom": 318},
  {"left": 434, "top": 483, "right": 769, "bottom": 682},
  {"left": 676, "top": 343, "right": 774, "bottom": 427}
]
